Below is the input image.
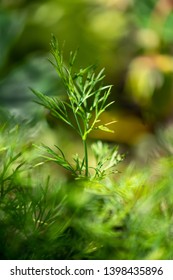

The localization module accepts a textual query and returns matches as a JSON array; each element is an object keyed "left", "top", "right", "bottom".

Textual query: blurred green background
[{"left": 1, "top": 0, "right": 173, "bottom": 159}]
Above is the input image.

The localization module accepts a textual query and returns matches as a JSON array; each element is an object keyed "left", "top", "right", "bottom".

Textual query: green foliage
[
  {"left": 32, "top": 36, "right": 121, "bottom": 180},
  {"left": 91, "top": 141, "right": 123, "bottom": 178},
  {"left": 0, "top": 122, "right": 173, "bottom": 259}
]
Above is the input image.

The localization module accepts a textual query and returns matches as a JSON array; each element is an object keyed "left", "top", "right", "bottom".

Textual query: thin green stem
[
  {"left": 73, "top": 110, "right": 83, "bottom": 137},
  {"left": 83, "top": 138, "right": 89, "bottom": 177}
]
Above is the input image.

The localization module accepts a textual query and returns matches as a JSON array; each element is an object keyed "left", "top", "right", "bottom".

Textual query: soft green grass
[{"left": 0, "top": 122, "right": 173, "bottom": 260}]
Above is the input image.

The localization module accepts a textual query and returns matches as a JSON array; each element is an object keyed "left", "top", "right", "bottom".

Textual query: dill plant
[{"left": 32, "top": 36, "right": 123, "bottom": 180}]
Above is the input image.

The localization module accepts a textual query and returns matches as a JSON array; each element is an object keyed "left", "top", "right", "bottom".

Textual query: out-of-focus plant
[
  {"left": 125, "top": 0, "right": 173, "bottom": 126},
  {"left": 1, "top": 115, "right": 173, "bottom": 260}
]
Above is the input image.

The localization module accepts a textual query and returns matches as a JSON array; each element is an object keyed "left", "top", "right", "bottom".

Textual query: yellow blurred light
[
  {"left": 126, "top": 56, "right": 164, "bottom": 105},
  {"left": 92, "top": 0, "right": 133, "bottom": 10},
  {"left": 89, "top": 10, "right": 126, "bottom": 40},
  {"left": 32, "top": 3, "right": 64, "bottom": 26},
  {"left": 136, "top": 28, "right": 160, "bottom": 50},
  {"left": 155, "top": 55, "right": 173, "bottom": 72},
  {"left": 90, "top": 111, "right": 149, "bottom": 145}
]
